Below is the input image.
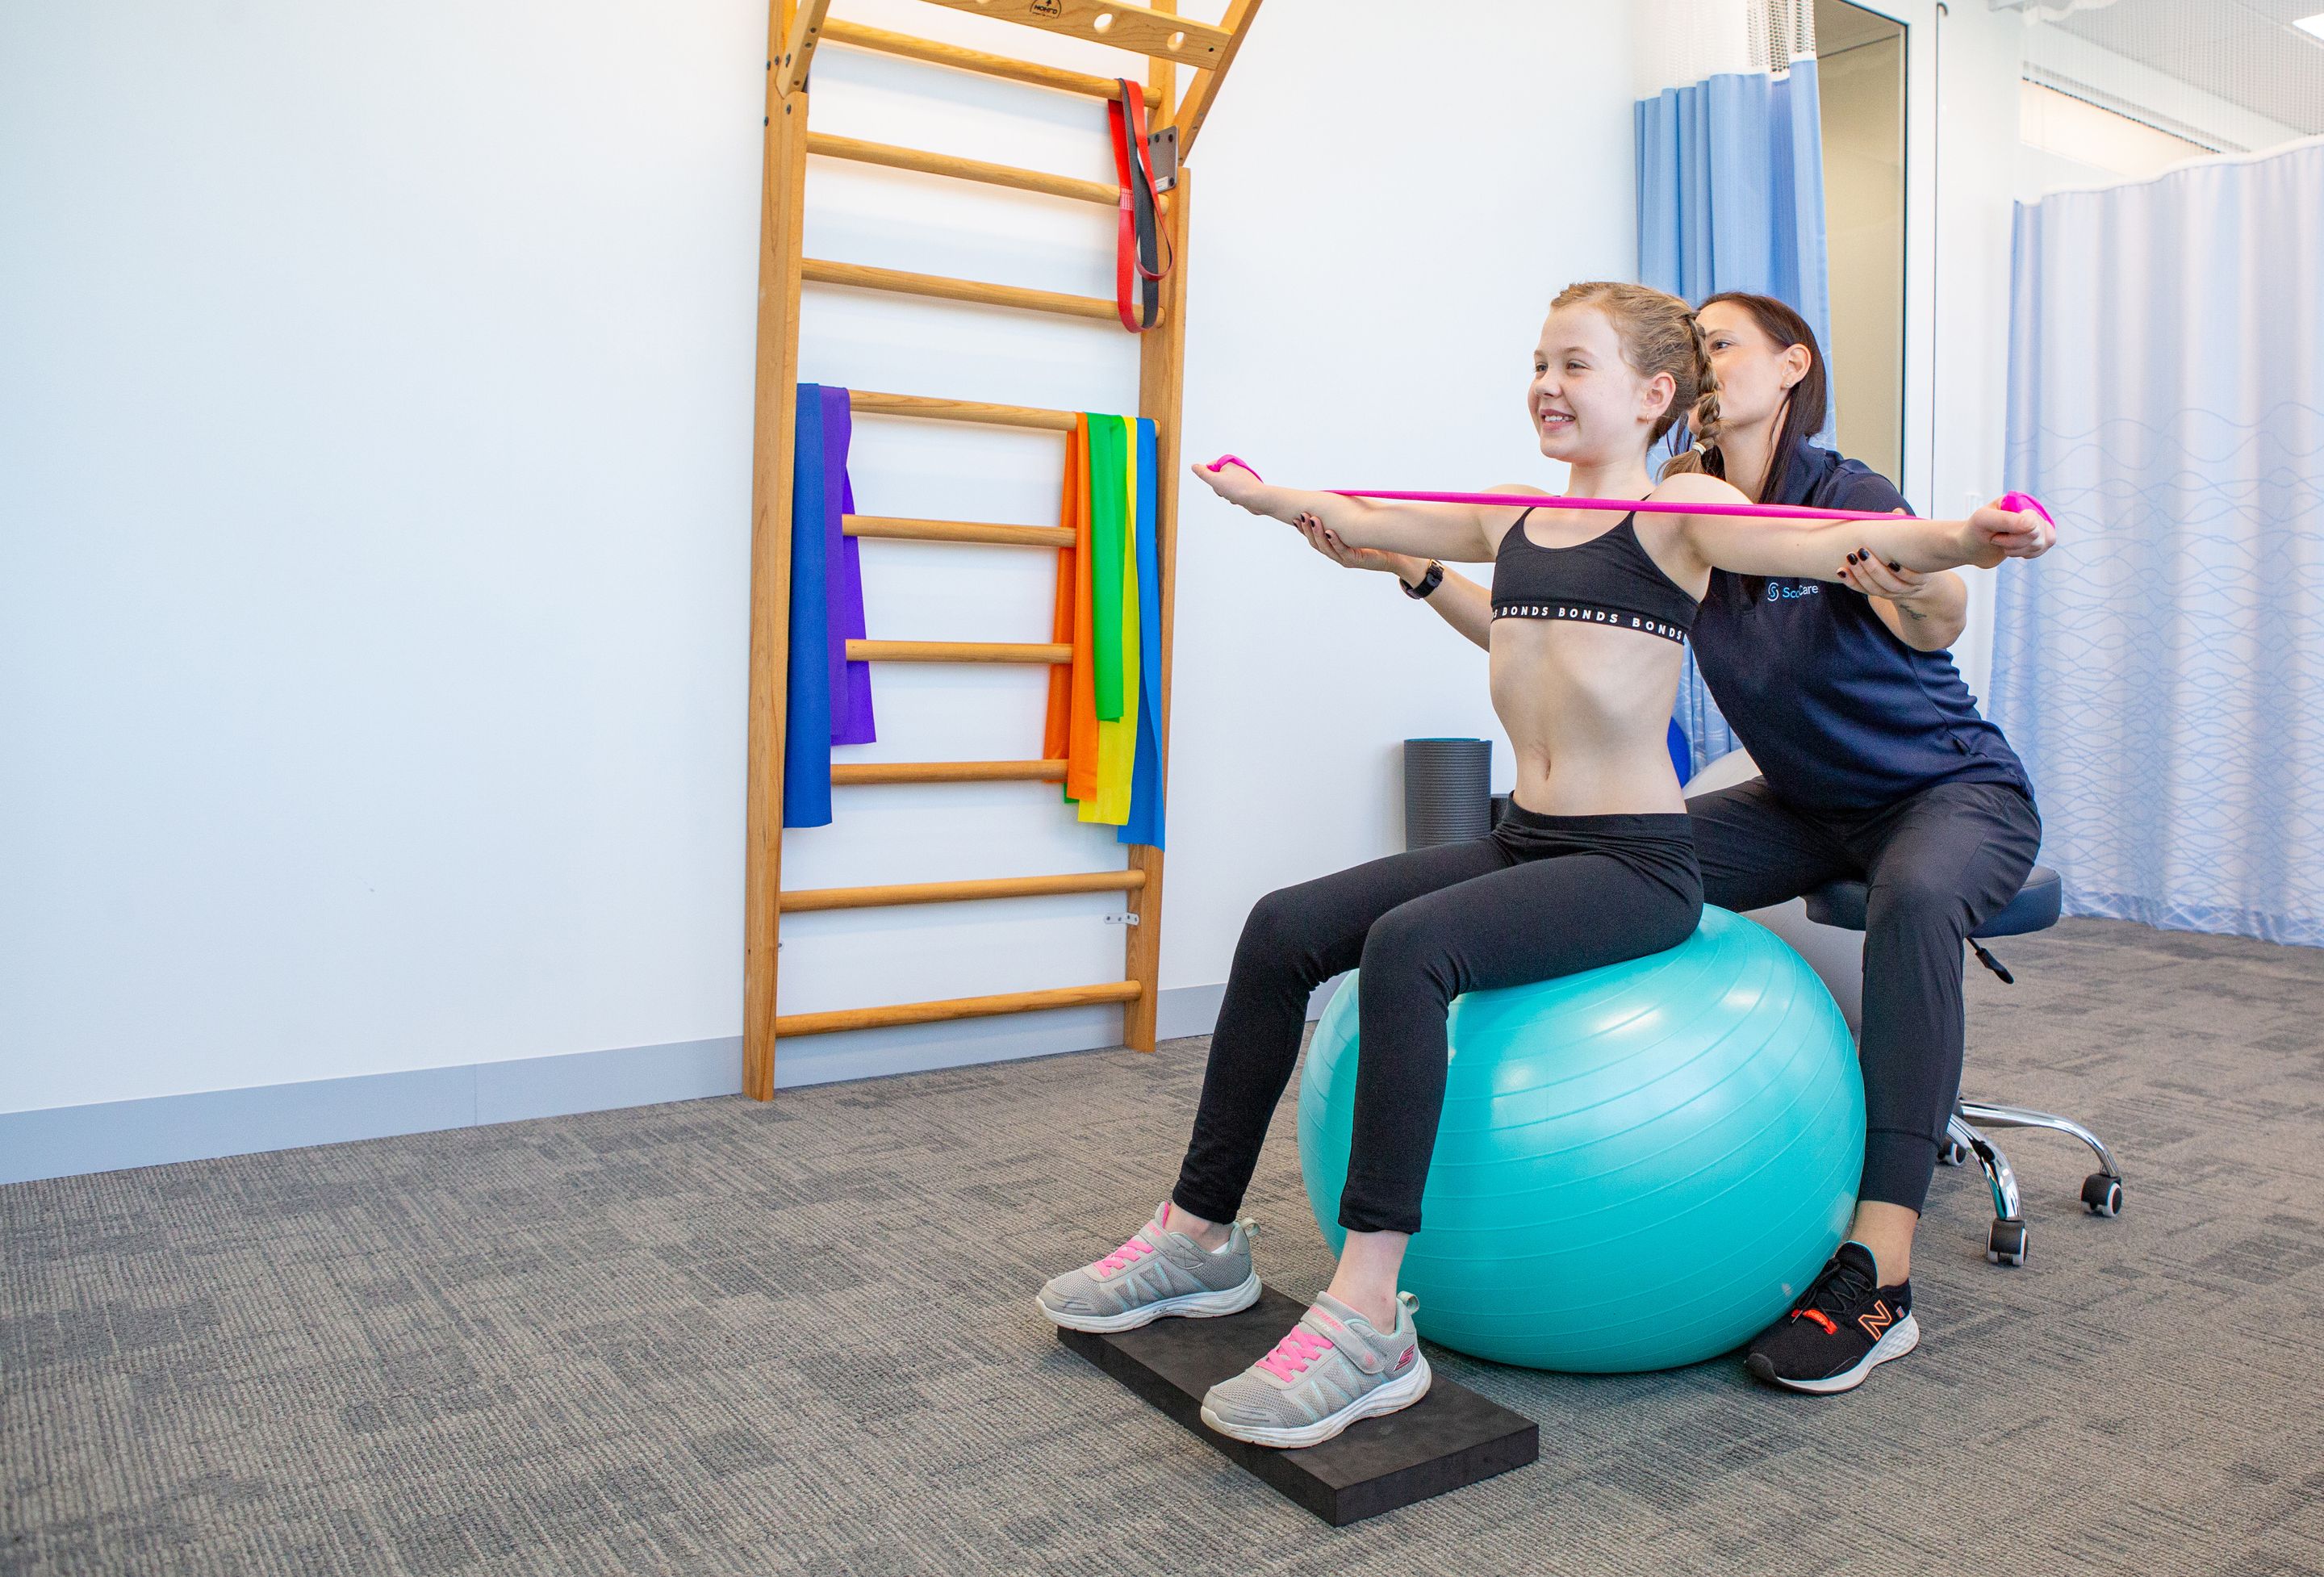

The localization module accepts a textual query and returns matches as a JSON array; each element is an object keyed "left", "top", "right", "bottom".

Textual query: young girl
[
  {"left": 1294, "top": 292, "right": 2046, "bottom": 1396},
  {"left": 1035, "top": 282, "right": 2052, "bottom": 1447}
]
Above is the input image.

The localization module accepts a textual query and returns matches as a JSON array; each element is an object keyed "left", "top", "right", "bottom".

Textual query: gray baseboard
[{"left": 0, "top": 981, "right": 1271, "bottom": 1186}]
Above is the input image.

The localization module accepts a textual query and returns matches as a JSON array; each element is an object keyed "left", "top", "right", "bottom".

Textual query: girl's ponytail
[{"left": 1660, "top": 312, "right": 1725, "bottom": 482}]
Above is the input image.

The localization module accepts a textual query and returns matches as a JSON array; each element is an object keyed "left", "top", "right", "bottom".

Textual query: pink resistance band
[{"left": 1201, "top": 455, "right": 2054, "bottom": 528}]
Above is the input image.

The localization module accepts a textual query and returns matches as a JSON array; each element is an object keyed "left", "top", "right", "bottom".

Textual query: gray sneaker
[
  {"left": 1036, "top": 1203, "right": 1261, "bottom": 1333},
  {"left": 1200, "top": 1290, "right": 1431, "bottom": 1448}
]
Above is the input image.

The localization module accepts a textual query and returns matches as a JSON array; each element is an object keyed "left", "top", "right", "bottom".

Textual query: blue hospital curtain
[
  {"left": 1990, "top": 140, "right": 2324, "bottom": 945},
  {"left": 1635, "top": 59, "right": 1833, "bottom": 779}
]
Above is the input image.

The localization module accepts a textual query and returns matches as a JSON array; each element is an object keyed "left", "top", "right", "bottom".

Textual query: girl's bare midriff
[{"left": 1486, "top": 506, "right": 1705, "bottom": 818}]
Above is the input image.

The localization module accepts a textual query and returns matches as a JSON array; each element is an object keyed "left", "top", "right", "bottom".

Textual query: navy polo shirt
[{"left": 1690, "top": 443, "right": 2034, "bottom": 816}]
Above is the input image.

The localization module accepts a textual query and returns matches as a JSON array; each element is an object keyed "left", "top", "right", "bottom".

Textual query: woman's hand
[
  {"left": 1839, "top": 527, "right": 1968, "bottom": 650},
  {"left": 1837, "top": 551, "right": 1936, "bottom": 601},
  {"left": 1838, "top": 516, "right": 1946, "bottom": 607},
  {"left": 1190, "top": 456, "right": 1270, "bottom": 513},
  {"left": 1293, "top": 511, "right": 1427, "bottom": 582}
]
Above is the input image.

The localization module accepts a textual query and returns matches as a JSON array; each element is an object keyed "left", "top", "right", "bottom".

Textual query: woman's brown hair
[{"left": 1661, "top": 290, "right": 1829, "bottom": 504}]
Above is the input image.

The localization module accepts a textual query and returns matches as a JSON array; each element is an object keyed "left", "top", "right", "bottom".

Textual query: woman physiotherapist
[{"left": 1296, "top": 292, "right": 2048, "bottom": 1395}]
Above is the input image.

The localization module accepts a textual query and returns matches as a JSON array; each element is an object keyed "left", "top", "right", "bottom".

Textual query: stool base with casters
[
  {"left": 1943, "top": 1101, "right": 2125, "bottom": 1265},
  {"left": 1804, "top": 866, "right": 2124, "bottom": 1268}
]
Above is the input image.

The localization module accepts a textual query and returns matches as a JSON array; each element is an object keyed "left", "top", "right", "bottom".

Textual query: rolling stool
[{"left": 1803, "top": 866, "right": 2124, "bottom": 1266}]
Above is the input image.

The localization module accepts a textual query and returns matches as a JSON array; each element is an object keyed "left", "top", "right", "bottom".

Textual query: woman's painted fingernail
[{"left": 1888, "top": 561, "right": 1902, "bottom": 572}]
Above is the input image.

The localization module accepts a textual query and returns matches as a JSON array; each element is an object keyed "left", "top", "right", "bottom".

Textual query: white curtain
[{"left": 1990, "top": 137, "right": 2324, "bottom": 944}]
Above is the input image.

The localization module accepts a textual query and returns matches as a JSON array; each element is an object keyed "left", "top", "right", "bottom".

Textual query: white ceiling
[{"left": 1996, "top": 0, "right": 2324, "bottom": 136}]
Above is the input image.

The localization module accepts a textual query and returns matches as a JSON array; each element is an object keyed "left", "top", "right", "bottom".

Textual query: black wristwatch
[{"left": 1401, "top": 560, "right": 1446, "bottom": 600}]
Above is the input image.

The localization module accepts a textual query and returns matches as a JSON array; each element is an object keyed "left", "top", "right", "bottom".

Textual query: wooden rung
[
  {"left": 774, "top": 0, "right": 834, "bottom": 96},
  {"left": 911, "top": 0, "right": 1232, "bottom": 68},
  {"left": 775, "top": 979, "right": 1143, "bottom": 1037},
  {"left": 783, "top": 869, "right": 1147, "bottom": 911},
  {"left": 831, "top": 758, "right": 1068, "bottom": 784},
  {"left": 845, "top": 514, "right": 1075, "bottom": 549},
  {"left": 848, "top": 389, "right": 1080, "bottom": 433},
  {"left": 804, "top": 257, "right": 1118, "bottom": 323},
  {"left": 821, "top": 19, "right": 1150, "bottom": 102},
  {"left": 1172, "top": 0, "right": 1264, "bottom": 158},
  {"left": 808, "top": 132, "right": 1116, "bottom": 207},
  {"left": 846, "top": 639, "right": 1070, "bottom": 664}
]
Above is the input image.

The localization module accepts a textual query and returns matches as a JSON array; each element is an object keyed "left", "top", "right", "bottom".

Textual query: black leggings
[
  {"left": 1687, "top": 777, "right": 2042, "bottom": 1213},
  {"left": 1172, "top": 806, "right": 1703, "bottom": 1236}
]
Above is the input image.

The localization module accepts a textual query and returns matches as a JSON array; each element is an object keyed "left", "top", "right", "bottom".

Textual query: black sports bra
[{"left": 1490, "top": 508, "right": 1699, "bottom": 646}]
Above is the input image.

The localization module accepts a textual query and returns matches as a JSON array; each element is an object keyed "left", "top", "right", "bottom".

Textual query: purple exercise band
[{"left": 1202, "top": 455, "right": 2053, "bottom": 528}]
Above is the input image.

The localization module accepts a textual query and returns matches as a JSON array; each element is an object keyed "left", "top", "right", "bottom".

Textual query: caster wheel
[
  {"left": 1987, "top": 1219, "right": 2029, "bottom": 1266},
  {"left": 1938, "top": 1140, "right": 1971, "bottom": 1167},
  {"left": 2081, "top": 1173, "right": 2123, "bottom": 1217}
]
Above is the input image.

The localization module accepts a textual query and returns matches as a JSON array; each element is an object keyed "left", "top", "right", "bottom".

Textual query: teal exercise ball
[{"left": 1298, "top": 907, "right": 1863, "bottom": 1374}]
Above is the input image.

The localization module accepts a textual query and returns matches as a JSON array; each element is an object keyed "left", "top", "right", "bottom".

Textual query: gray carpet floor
[{"left": 6, "top": 917, "right": 2324, "bottom": 1576}]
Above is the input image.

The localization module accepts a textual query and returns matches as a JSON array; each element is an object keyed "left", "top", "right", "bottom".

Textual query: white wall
[
  {"left": 2, "top": 0, "right": 771, "bottom": 1113},
  {"left": 0, "top": 0, "right": 1640, "bottom": 1115},
  {"left": 1846, "top": 0, "right": 2027, "bottom": 707}
]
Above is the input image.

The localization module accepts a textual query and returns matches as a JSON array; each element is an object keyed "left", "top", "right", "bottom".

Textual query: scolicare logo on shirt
[{"left": 1766, "top": 581, "right": 1821, "bottom": 601}]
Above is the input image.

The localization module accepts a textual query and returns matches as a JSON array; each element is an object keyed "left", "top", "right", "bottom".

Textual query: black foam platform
[{"left": 1057, "top": 1286, "right": 1538, "bottom": 1525}]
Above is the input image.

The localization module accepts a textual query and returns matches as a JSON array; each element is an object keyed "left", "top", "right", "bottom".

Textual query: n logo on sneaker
[{"left": 1858, "top": 1301, "right": 1896, "bottom": 1341}]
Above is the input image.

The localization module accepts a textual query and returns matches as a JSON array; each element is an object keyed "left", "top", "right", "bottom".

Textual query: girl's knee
[
  {"left": 1357, "top": 901, "right": 1436, "bottom": 975},
  {"left": 1236, "top": 885, "right": 1312, "bottom": 964},
  {"left": 1357, "top": 904, "right": 1464, "bottom": 1010}
]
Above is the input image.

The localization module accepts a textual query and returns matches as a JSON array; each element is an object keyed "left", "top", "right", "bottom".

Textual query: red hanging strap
[{"left": 1108, "top": 79, "right": 1174, "bottom": 333}]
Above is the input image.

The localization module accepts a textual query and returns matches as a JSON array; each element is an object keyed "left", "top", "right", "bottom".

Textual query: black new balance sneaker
[{"left": 1745, "top": 1241, "right": 1918, "bottom": 1395}]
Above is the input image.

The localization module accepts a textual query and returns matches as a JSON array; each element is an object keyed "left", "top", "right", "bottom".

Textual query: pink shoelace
[
  {"left": 1093, "top": 1232, "right": 1156, "bottom": 1278},
  {"left": 1256, "top": 1324, "right": 1334, "bottom": 1381}
]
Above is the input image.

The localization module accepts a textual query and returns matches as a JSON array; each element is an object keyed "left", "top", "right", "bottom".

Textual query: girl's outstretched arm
[
  {"left": 1189, "top": 458, "right": 1512, "bottom": 563},
  {"left": 1654, "top": 471, "right": 2055, "bottom": 581}
]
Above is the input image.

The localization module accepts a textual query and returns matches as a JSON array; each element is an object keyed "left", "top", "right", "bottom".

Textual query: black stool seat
[{"left": 1802, "top": 865, "right": 2061, "bottom": 937}]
